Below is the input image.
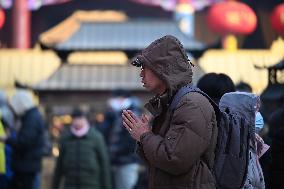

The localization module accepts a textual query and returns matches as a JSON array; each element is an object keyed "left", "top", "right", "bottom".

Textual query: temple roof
[
  {"left": 39, "top": 11, "right": 204, "bottom": 53},
  {"left": 33, "top": 64, "right": 144, "bottom": 91}
]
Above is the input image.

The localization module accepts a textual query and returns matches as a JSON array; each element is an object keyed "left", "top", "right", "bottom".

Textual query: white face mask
[
  {"left": 71, "top": 118, "right": 90, "bottom": 138},
  {"left": 255, "top": 112, "right": 264, "bottom": 130}
]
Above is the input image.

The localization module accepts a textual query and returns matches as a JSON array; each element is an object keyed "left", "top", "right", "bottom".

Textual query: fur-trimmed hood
[{"left": 132, "top": 35, "right": 193, "bottom": 98}]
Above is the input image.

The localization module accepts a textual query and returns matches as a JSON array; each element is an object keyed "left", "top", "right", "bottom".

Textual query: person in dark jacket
[
  {"left": 52, "top": 109, "right": 112, "bottom": 189},
  {"left": 0, "top": 89, "right": 45, "bottom": 189},
  {"left": 100, "top": 89, "right": 141, "bottom": 189},
  {"left": 197, "top": 72, "right": 235, "bottom": 104},
  {"left": 122, "top": 35, "right": 218, "bottom": 189},
  {"left": 235, "top": 81, "right": 253, "bottom": 93},
  {"left": 268, "top": 98, "right": 284, "bottom": 189}
]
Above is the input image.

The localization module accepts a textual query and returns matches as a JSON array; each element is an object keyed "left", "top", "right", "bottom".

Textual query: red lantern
[
  {"left": 0, "top": 8, "right": 5, "bottom": 29},
  {"left": 270, "top": 3, "right": 284, "bottom": 34},
  {"left": 207, "top": 1, "right": 257, "bottom": 35}
]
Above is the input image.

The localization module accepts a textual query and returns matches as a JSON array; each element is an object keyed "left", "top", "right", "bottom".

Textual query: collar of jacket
[{"left": 145, "top": 91, "right": 169, "bottom": 117}]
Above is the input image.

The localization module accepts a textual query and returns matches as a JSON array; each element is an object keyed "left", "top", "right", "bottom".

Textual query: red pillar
[{"left": 12, "top": 0, "right": 30, "bottom": 48}]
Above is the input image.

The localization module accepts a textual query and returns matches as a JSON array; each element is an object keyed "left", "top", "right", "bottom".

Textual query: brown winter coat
[{"left": 135, "top": 35, "right": 218, "bottom": 189}]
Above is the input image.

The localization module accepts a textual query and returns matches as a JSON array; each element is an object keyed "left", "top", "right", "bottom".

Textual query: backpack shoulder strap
[
  {"left": 170, "top": 85, "right": 219, "bottom": 113},
  {"left": 170, "top": 85, "right": 195, "bottom": 111}
]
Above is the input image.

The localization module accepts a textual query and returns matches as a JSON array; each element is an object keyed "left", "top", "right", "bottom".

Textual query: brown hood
[{"left": 133, "top": 35, "right": 193, "bottom": 97}]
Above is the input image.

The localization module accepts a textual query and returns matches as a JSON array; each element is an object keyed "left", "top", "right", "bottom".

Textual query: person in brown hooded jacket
[{"left": 122, "top": 35, "right": 218, "bottom": 189}]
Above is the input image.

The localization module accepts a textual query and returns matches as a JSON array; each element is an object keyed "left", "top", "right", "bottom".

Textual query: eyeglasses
[{"left": 131, "top": 57, "right": 143, "bottom": 68}]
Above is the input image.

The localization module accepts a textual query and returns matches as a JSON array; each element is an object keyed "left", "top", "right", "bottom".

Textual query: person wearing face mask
[
  {"left": 52, "top": 109, "right": 112, "bottom": 189},
  {"left": 254, "top": 100, "right": 272, "bottom": 189},
  {"left": 241, "top": 96, "right": 269, "bottom": 189}
]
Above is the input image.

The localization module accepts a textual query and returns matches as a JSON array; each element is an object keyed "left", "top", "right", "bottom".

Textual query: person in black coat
[
  {"left": 101, "top": 89, "right": 142, "bottom": 189},
  {"left": 197, "top": 73, "right": 235, "bottom": 105},
  {"left": 268, "top": 97, "right": 284, "bottom": 189},
  {"left": 0, "top": 89, "right": 45, "bottom": 189}
]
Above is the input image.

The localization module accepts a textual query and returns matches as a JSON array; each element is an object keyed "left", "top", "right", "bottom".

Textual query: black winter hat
[{"left": 71, "top": 109, "right": 86, "bottom": 118}]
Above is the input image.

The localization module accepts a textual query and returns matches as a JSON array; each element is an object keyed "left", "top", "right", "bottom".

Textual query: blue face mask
[{"left": 255, "top": 112, "right": 264, "bottom": 130}]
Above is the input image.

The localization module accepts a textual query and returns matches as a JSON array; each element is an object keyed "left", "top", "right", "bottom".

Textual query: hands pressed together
[{"left": 122, "top": 110, "right": 151, "bottom": 142}]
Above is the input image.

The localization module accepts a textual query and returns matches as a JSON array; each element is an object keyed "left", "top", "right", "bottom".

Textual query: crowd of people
[{"left": 0, "top": 35, "right": 283, "bottom": 189}]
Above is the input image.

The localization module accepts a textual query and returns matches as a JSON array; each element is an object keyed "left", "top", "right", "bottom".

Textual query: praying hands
[{"left": 122, "top": 110, "right": 151, "bottom": 142}]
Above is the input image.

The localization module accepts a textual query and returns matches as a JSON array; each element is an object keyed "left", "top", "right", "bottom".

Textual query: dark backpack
[{"left": 170, "top": 85, "right": 252, "bottom": 189}]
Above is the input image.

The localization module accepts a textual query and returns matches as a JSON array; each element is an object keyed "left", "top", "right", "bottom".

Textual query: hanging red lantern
[
  {"left": 0, "top": 8, "right": 5, "bottom": 29},
  {"left": 270, "top": 3, "right": 284, "bottom": 34},
  {"left": 207, "top": 1, "right": 257, "bottom": 35}
]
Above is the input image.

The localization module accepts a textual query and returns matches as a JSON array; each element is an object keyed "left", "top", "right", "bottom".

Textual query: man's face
[
  {"left": 140, "top": 66, "right": 166, "bottom": 94},
  {"left": 72, "top": 117, "right": 87, "bottom": 130}
]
